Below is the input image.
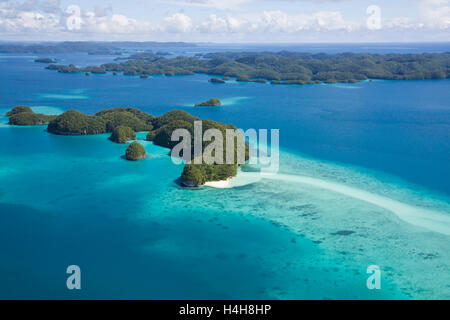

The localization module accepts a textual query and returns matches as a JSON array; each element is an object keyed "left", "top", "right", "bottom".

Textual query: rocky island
[
  {"left": 145, "top": 109, "right": 248, "bottom": 187},
  {"left": 6, "top": 106, "right": 57, "bottom": 125},
  {"left": 195, "top": 98, "right": 221, "bottom": 107},
  {"left": 34, "top": 58, "right": 57, "bottom": 63},
  {"left": 126, "top": 142, "right": 146, "bottom": 161}
]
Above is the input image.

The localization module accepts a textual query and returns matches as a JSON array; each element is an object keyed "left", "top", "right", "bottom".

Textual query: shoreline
[{"left": 204, "top": 177, "right": 233, "bottom": 188}]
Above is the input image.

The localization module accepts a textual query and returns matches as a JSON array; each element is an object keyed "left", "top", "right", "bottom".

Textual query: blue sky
[{"left": 0, "top": 0, "right": 449, "bottom": 42}]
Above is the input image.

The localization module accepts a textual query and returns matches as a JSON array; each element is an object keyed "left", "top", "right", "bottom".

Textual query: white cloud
[
  {"left": 420, "top": 0, "right": 450, "bottom": 29},
  {"left": 80, "top": 12, "right": 154, "bottom": 34},
  {"left": 197, "top": 10, "right": 358, "bottom": 34},
  {"left": 163, "top": 13, "right": 193, "bottom": 33},
  {"left": 0, "top": 0, "right": 448, "bottom": 40},
  {"left": 0, "top": 7, "right": 60, "bottom": 33},
  {"left": 166, "top": 0, "right": 252, "bottom": 10}
]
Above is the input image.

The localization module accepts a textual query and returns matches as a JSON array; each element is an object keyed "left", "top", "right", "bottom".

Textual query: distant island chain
[{"left": 41, "top": 51, "right": 450, "bottom": 84}]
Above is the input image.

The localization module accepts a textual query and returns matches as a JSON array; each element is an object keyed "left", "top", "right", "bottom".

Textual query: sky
[{"left": 0, "top": 0, "right": 449, "bottom": 42}]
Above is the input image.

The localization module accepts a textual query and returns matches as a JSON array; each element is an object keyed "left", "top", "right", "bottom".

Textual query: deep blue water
[{"left": 0, "top": 44, "right": 449, "bottom": 299}]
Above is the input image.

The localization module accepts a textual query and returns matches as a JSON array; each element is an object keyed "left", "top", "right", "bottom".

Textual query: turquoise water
[{"left": 0, "top": 49, "right": 449, "bottom": 299}]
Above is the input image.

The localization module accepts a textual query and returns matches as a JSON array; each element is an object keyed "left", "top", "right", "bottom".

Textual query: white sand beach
[{"left": 204, "top": 178, "right": 232, "bottom": 188}]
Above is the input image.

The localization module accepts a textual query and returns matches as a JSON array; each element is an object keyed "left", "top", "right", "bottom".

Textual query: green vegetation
[
  {"left": 195, "top": 98, "right": 221, "bottom": 107},
  {"left": 9, "top": 112, "right": 56, "bottom": 125},
  {"left": 238, "top": 77, "right": 267, "bottom": 83},
  {"left": 6, "top": 106, "right": 57, "bottom": 125},
  {"left": 146, "top": 110, "right": 249, "bottom": 186},
  {"left": 95, "top": 107, "right": 154, "bottom": 132},
  {"left": 47, "top": 64, "right": 107, "bottom": 74},
  {"left": 181, "top": 163, "right": 237, "bottom": 186},
  {"left": 148, "top": 119, "right": 194, "bottom": 149},
  {"left": 151, "top": 109, "right": 198, "bottom": 130},
  {"left": 47, "top": 110, "right": 106, "bottom": 135},
  {"left": 125, "top": 141, "right": 147, "bottom": 161},
  {"left": 47, "top": 107, "right": 154, "bottom": 135},
  {"left": 6, "top": 106, "right": 33, "bottom": 116},
  {"left": 46, "top": 52, "right": 450, "bottom": 84},
  {"left": 110, "top": 125, "right": 136, "bottom": 143}
]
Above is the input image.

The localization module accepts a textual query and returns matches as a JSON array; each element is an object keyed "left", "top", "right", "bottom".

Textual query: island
[
  {"left": 145, "top": 109, "right": 248, "bottom": 187},
  {"left": 44, "top": 52, "right": 450, "bottom": 84},
  {"left": 5, "top": 105, "right": 247, "bottom": 186},
  {"left": 47, "top": 107, "right": 153, "bottom": 135},
  {"left": 195, "top": 98, "right": 222, "bottom": 107},
  {"left": 237, "top": 77, "right": 267, "bottom": 84},
  {"left": 209, "top": 78, "right": 225, "bottom": 83},
  {"left": 0, "top": 42, "right": 193, "bottom": 55},
  {"left": 126, "top": 142, "right": 146, "bottom": 161},
  {"left": 6, "top": 106, "right": 33, "bottom": 116},
  {"left": 34, "top": 58, "right": 57, "bottom": 63},
  {"left": 271, "top": 80, "right": 322, "bottom": 85},
  {"left": 6, "top": 106, "right": 57, "bottom": 125},
  {"left": 110, "top": 125, "right": 136, "bottom": 143}
]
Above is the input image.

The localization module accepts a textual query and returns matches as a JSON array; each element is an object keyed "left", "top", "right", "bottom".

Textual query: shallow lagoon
[{"left": 0, "top": 49, "right": 449, "bottom": 299}]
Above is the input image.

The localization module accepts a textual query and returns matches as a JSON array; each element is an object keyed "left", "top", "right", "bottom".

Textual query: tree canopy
[
  {"left": 195, "top": 98, "right": 221, "bottom": 107},
  {"left": 147, "top": 110, "right": 249, "bottom": 186},
  {"left": 110, "top": 125, "right": 136, "bottom": 143},
  {"left": 47, "top": 107, "right": 154, "bottom": 135},
  {"left": 126, "top": 141, "right": 146, "bottom": 161},
  {"left": 6, "top": 106, "right": 57, "bottom": 125}
]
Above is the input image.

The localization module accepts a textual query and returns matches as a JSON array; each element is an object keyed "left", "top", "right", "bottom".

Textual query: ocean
[{"left": 0, "top": 43, "right": 449, "bottom": 299}]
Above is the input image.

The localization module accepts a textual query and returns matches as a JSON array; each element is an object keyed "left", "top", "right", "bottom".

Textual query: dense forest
[
  {"left": 6, "top": 106, "right": 57, "bottom": 125},
  {"left": 195, "top": 98, "right": 222, "bottom": 107},
  {"left": 46, "top": 51, "right": 450, "bottom": 84},
  {"left": 126, "top": 142, "right": 146, "bottom": 161}
]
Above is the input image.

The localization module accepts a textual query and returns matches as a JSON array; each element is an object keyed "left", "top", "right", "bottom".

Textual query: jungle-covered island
[
  {"left": 195, "top": 98, "right": 222, "bottom": 107},
  {"left": 6, "top": 106, "right": 57, "bottom": 125},
  {"left": 126, "top": 142, "right": 146, "bottom": 161},
  {"left": 5, "top": 106, "right": 247, "bottom": 186},
  {"left": 45, "top": 51, "right": 450, "bottom": 84}
]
